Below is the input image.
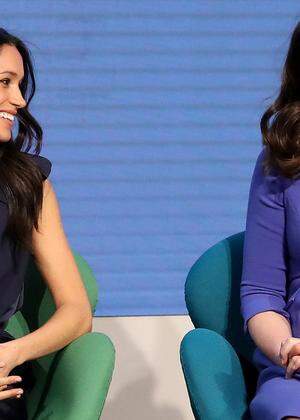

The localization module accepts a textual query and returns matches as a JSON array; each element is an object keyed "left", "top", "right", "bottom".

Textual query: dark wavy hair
[
  {"left": 261, "top": 21, "right": 300, "bottom": 180},
  {"left": 0, "top": 28, "right": 46, "bottom": 259}
]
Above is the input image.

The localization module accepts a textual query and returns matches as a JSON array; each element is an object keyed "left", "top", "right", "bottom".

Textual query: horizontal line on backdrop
[
  {"left": 99, "top": 290, "right": 187, "bottom": 296},
  {"left": 43, "top": 122, "right": 255, "bottom": 128},
  {"left": 68, "top": 238, "right": 227, "bottom": 244},
  {"left": 66, "top": 218, "right": 242, "bottom": 225},
  {"left": 95, "top": 312, "right": 189, "bottom": 317},
  {"left": 58, "top": 177, "right": 250, "bottom": 183},
  {"left": 0, "top": 13, "right": 293, "bottom": 19},
  {"left": 97, "top": 289, "right": 185, "bottom": 295},
  {"left": 48, "top": 141, "right": 256, "bottom": 147},
  {"left": 29, "top": 30, "right": 285, "bottom": 37},
  {"left": 48, "top": 140, "right": 256, "bottom": 146},
  {"left": 61, "top": 195, "right": 246, "bottom": 201},
  {"left": 50, "top": 158, "right": 254, "bottom": 164},
  {"left": 100, "top": 289, "right": 185, "bottom": 294},
  {"left": 100, "top": 284, "right": 185, "bottom": 289},
  {"left": 68, "top": 229, "right": 232, "bottom": 235},
  {"left": 38, "top": 67, "right": 277, "bottom": 74},
  {"left": 66, "top": 228, "right": 242, "bottom": 235},
  {"left": 39, "top": 104, "right": 260, "bottom": 110},
  {"left": 67, "top": 232, "right": 233, "bottom": 237},
  {"left": 41, "top": 86, "right": 274, "bottom": 92},
  {"left": 38, "top": 48, "right": 280, "bottom": 56},
  {"left": 86, "top": 268, "right": 189, "bottom": 273},
  {"left": 67, "top": 230, "right": 232, "bottom": 236},
  {"left": 97, "top": 286, "right": 189, "bottom": 295},
  {"left": 77, "top": 251, "right": 202, "bottom": 256},
  {"left": 65, "top": 213, "right": 242, "bottom": 219}
]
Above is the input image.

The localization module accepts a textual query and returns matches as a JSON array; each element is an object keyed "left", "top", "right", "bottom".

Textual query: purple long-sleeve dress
[{"left": 240, "top": 146, "right": 300, "bottom": 419}]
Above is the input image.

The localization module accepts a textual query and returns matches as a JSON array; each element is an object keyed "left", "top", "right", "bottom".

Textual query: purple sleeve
[{"left": 240, "top": 147, "right": 290, "bottom": 334}]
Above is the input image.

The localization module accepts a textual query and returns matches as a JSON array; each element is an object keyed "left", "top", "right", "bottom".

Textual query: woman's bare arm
[
  {"left": 248, "top": 311, "right": 292, "bottom": 366},
  {"left": 11, "top": 179, "right": 93, "bottom": 366}
]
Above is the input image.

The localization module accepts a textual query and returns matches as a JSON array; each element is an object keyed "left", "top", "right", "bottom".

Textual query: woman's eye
[{"left": 1, "top": 79, "right": 10, "bottom": 86}]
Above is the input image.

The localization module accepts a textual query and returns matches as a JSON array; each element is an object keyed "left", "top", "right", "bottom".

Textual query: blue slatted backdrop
[{"left": 2, "top": 1, "right": 300, "bottom": 315}]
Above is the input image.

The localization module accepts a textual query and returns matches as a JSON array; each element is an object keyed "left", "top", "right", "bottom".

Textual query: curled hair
[
  {"left": 261, "top": 21, "right": 300, "bottom": 179},
  {"left": 0, "top": 28, "right": 46, "bottom": 257}
]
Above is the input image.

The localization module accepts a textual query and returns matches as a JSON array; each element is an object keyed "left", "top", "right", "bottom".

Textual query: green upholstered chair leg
[
  {"left": 180, "top": 328, "right": 250, "bottom": 420},
  {"left": 5, "top": 250, "right": 115, "bottom": 419},
  {"left": 33, "top": 332, "right": 115, "bottom": 420}
]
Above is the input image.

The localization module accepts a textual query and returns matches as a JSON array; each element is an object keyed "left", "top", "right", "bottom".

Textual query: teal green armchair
[
  {"left": 180, "top": 232, "right": 258, "bottom": 420},
  {"left": 6, "top": 251, "right": 115, "bottom": 420}
]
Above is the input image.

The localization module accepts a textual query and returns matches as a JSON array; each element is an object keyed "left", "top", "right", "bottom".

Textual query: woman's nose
[
  {"left": 13, "top": 96, "right": 26, "bottom": 110},
  {"left": 10, "top": 89, "right": 27, "bottom": 109}
]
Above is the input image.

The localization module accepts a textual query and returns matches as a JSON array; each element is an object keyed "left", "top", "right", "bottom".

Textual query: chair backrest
[
  {"left": 5, "top": 250, "right": 98, "bottom": 419},
  {"left": 185, "top": 231, "right": 256, "bottom": 363}
]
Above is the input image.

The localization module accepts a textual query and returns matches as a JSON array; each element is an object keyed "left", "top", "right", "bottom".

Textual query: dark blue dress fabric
[
  {"left": 0, "top": 152, "right": 51, "bottom": 419},
  {"left": 0, "top": 153, "right": 52, "bottom": 331},
  {"left": 240, "top": 146, "right": 300, "bottom": 419}
]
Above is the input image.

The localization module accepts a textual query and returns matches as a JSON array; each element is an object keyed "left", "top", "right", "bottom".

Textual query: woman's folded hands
[{"left": 279, "top": 337, "right": 300, "bottom": 378}]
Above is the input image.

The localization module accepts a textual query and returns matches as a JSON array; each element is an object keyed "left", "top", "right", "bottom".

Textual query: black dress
[{"left": 0, "top": 152, "right": 52, "bottom": 419}]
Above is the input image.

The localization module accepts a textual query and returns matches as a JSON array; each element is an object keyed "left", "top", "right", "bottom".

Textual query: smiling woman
[
  {"left": 0, "top": 28, "right": 92, "bottom": 419},
  {"left": 0, "top": 46, "right": 26, "bottom": 144}
]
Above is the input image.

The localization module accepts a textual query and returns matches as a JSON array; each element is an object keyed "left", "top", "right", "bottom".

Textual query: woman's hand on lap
[
  {"left": 0, "top": 375, "right": 23, "bottom": 400},
  {"left": 279, "top": 337, "right": 300, "bottom": 378},
  {"left": 0, "top": 341, "right": 22, "bottom": 377}
]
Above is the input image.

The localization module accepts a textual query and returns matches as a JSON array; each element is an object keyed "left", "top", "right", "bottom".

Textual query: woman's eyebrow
[{"left": 0, "top": 70, "right": 24, "bottom": 80}]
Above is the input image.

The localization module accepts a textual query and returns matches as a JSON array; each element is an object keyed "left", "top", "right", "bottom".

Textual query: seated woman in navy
[{"left": 0, "top": 28, "right": 92, "bottom": 419}]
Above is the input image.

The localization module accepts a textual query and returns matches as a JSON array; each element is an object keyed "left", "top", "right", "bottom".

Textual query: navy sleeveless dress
[
  {"left": 0, "top": 152, "right": 52, "bottom": 419},
  {"left": 240, "top": 146, "right": 300, "bottom": 419}
]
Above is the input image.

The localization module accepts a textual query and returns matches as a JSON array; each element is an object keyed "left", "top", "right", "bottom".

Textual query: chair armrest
[
  {"left": 34, "top": 332, "right": 115, "bottom": 420},
  {"left": 180, "top": 328, "right": 250, "bottom": 420}
]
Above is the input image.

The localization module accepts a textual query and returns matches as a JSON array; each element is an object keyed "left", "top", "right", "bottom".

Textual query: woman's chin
[{"left": 0, "top": 132, "right": 12, "bottom": 142}]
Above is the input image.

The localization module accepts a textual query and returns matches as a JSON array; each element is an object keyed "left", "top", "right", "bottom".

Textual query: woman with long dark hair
[
  {"left": 0, "top": 28, "right": 92, "bottom": 419},
  {"left": 240, "top": 22, "right": 300, "bottom": 419}
]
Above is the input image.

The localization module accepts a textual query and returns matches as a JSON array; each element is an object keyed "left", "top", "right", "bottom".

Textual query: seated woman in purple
[{"left": 240, "top": 21, "right": 300, "bottom": 420}]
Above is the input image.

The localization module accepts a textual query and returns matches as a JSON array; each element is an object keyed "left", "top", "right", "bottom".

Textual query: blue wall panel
[{"left": 2, "top": 1, "right": 300, "bottom": 315}]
